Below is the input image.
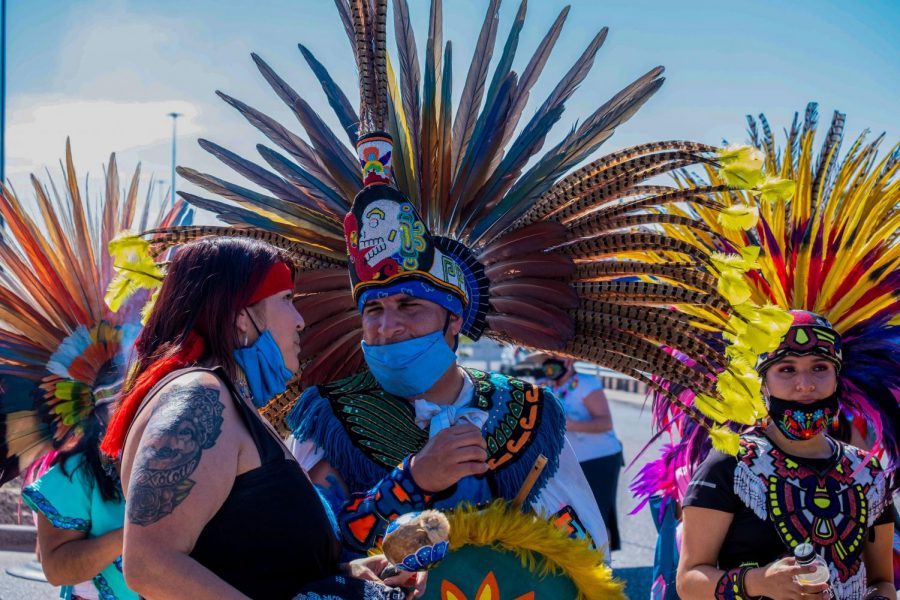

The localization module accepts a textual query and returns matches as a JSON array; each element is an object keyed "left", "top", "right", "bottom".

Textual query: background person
[
  {"left": 535, "top": 354, "right": 624, "bottom": 551},
  {"left": 24, "top": 395, "right": 134, "bottom": 600}
]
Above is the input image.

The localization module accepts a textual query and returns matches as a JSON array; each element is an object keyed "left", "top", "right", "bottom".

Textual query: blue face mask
[
  {"left": 361, "top": 329, "right": 457, "bottom": 398},
  {"left": 233, "top": 330, "right": 293, "bottom": 408}
]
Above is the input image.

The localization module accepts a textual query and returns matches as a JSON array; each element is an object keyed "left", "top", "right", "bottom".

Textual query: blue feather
[
  {"left": 176, "top": 167, "right": 342, "bottom": 239},
  {"left": 46, "top": 325, "right": 91, "bottom": 379},
  {"left": 256, "top": 144, "right": 349, "bottom": 214},
  {"left": 478, "top": 69, "right": 665, "bottom": 241},
  {"left": 215, "top": 89, "right": 338, "bottom": 191},
  {"left": 331, "top": 0, "right": 356, "bottom": 57},
  {"left": 298, "top": 43, "right": 360, "bottom": 145},
  {"left": 447, "top": 73, "right": 517, "bottom": 233},
  {"left": 199, "top": 139, "right": 320, "bottom": 216},
  {"left": 291, "top": 97, "right": 363, "bottom": 201},
  {"left": 449, "top": 0, "right": 527, "bottom": 219},
  {"left": 499, "top": 5, "right": 570, "bottom": 151},
  {"left": 463, "top": 105, "right": 565, "bottom": 239},
  {"left": 391, "top": 0, "right": 422, "bottom": 186},
  {"left": 451, "top": 0, "right": 500, "bottom": 176}
]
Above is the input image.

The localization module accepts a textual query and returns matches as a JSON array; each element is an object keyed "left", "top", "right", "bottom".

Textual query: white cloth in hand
[{"left": 413, "top": 373, "right": 488, "bottom": 437}]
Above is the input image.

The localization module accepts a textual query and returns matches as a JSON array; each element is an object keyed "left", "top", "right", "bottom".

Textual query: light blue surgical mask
[
  {"left": 233, "top": 330, "right": 293, "bottom": 408},
  {"left": 361, "top": 329, "right": 457, "bottom": 398}
]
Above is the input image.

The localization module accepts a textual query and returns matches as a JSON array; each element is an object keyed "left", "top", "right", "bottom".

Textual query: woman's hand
[
  {"left": 345, "top": 555, "right": 427, "bottom": 598},
  {"left": 744, "top": 557, "right": 830, "bottom": 599}
]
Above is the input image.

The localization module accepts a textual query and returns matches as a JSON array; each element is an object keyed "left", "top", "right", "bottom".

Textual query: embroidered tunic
[
  {"left": 289, "top": 368, "right": 608, "bottom": 556},
  {"left": 684, "top": 433, "right": 895, "bottom": 599}
]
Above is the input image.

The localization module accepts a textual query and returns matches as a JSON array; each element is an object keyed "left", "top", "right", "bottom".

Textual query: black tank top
[{"left": 128, "top": 367, "right": 341, "bottom": 599}]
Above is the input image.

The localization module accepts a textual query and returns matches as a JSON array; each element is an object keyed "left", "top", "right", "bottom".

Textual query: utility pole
[{"left": 168, "top": 112, "right": 181, "bottom": 209}]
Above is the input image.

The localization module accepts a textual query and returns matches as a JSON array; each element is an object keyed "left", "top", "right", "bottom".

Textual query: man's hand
[{"left": 409, "top": 424, "right": 488, "bottom": 492}]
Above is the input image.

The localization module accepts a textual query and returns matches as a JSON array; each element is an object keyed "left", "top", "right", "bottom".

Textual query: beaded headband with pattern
[{"left": 756, "top": 310, "right": 842, "bottom": 374}]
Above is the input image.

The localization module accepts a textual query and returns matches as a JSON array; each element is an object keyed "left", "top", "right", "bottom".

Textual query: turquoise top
[{"left": 23, "top": 454, "right": 136, "bottom": 600}]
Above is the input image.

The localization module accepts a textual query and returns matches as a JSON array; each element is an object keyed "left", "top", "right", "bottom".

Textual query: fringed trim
[
  {"left": 446, "top": 501, "right": 625, "bottom": 600},
  {"left": 829, "top": 562, "right": 866, "bottom": 600},
  {"left": 493, "top": 380, "right": 565, "bottom": 506},
  {"left": 866, "top": 468, "right": 889, "bottom": 528},
  {"left": 733, "top": 460, "right": 768, "bottom": 521},
  {"left": 287, "top": 385, "right": 389, "bottom": 492}
]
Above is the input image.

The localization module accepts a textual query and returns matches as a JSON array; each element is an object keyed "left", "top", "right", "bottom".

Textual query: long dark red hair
[{"left": 101, "top": 237, "right": 293, "bottom": 457}]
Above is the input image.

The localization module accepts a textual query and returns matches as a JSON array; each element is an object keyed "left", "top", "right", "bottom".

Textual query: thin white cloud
[{"left": 6, "top": 96, "right": 202, "bottom": 177}]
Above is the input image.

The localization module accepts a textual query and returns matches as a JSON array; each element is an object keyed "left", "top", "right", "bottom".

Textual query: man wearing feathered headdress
[{"left": 289, "top": 130, "right": 609, "bottom": 557}]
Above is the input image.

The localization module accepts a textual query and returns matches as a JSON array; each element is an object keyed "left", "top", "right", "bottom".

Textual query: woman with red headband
[
  {"left": 677, "top": 311, "right": 895, "bottom": 600},
  {"left": 101, "top": 237, "right": 422, "bottom": 600}
]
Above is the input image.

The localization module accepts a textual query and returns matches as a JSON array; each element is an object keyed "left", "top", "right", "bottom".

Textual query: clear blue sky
[{"left": 6, "top": 0, "right": 899, "bottom": 199}]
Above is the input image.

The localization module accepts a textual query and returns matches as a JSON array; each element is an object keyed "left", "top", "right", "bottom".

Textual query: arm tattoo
[{"left": 128, "top": 382, "right": 224, "bottom": 526}]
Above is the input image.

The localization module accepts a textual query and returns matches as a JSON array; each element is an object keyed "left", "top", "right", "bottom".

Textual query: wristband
[{"left": 715, "top": 566, "right": 757, "bottom": 600}]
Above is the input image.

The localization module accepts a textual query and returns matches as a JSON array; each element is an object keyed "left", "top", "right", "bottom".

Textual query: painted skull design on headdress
[{"left": 344, "top": 132, "right": 489, "bottom": 337}]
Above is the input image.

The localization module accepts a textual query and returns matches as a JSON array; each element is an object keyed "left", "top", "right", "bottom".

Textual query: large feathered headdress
[
  {"left": 632, "top": 103, "right": 900, "bottom": 508},
  {"left": 138, "top": 0, "right": 790, "bottom": 446},
  {"left": 0, "top": 141, "right": 192, "bottom": 485}
]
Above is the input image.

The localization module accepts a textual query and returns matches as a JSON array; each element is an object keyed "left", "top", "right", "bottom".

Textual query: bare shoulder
[
  {"left": 121, "top": 370, "right": 241, "bottom": 527},
  {"left": 121, "top": 371, "right": 232, "bottom": 464},
  {"left": 141, "top": 371, "right": 230, "bottom": 449}
]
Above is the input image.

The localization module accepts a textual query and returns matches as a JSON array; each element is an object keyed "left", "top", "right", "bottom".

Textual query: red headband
[{"left": 247, "top": 262, "right": 293, "bottom": 306}]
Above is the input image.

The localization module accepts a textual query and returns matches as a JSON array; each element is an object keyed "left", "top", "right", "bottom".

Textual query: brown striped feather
[
  {"left": 484, "top": 252, "right": 576, "bottom": 283},
  {"left": 477, "top": 221, "right": 568, "bottom": 266},
  {"left": 488, "top": 298, "right": 574, "bottom": 339},
  {"left": 294, "top": 290, "right": 357, "bottom": 323}
]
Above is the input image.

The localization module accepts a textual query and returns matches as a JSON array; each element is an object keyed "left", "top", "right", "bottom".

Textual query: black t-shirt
[{"left": 683, "top": 438, "right": 896, "bottom": 570}]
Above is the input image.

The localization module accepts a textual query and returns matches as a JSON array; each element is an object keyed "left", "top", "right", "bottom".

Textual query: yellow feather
[
  {"left": 442, "top": 501, "right": 625, "bottom": 600},
  {"left": 709, "top": 427, "right": 740, "bottom": 454}
]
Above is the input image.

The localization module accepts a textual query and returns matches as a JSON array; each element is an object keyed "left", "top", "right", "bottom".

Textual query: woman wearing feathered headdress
[
  {"left": 629, "top": 104, "right": 900, "bottom": 599},
  {"left": 678, "top": 311, "right": 895, "bottom": 599},
  {"left": 0, "top": 144, "right": 189, "bottom": 600}
]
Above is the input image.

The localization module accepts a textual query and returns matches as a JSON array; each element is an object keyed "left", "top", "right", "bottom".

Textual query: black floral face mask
[{"left": 766, "top": 392, "right": 840, "bottom": 440}]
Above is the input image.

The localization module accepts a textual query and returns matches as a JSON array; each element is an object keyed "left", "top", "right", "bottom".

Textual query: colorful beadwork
[
  {"left": 21, "top": 488, "right": 90, "bottom": 531},
  {"left": 756, "top": 311, "right": 842, "bottom": 373},
  {"left": 734, "top": 434, "right": 888, "bottom": 596},
  {"left": 550, "top": 505, "right": 594, "bottom": 547},
  {"left": 337, "top": 456, "right": 431, "bottom": 553},
  {"left": 714, "top": 567, "right": 750, "bottom": 600}
]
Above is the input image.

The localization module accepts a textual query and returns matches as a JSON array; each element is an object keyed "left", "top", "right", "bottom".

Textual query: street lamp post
[{"left": 168, "top": 112, "right": 181, "bottom": 209}]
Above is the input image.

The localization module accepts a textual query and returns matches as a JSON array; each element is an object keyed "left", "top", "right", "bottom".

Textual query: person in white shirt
[{"left": 536, "top": 354, "right": 624, "bottom": 551}]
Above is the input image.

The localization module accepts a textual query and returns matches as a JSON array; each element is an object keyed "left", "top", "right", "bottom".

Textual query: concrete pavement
[
  {"left": 0, "top": 551, "right": 55, "bottom": 599},
  {"left": 607, "top": 393, "right": 663, "bottom": 599}
]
